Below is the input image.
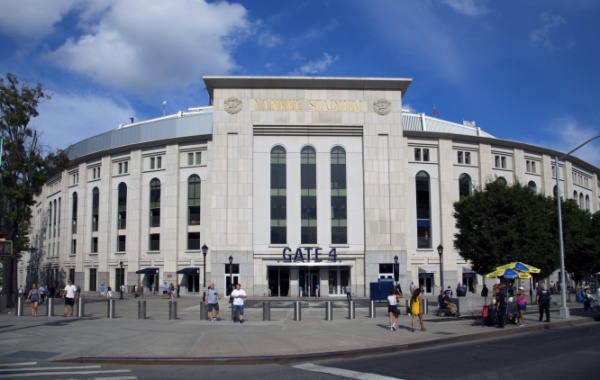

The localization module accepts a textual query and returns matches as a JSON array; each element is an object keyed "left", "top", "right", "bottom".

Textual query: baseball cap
[{"left": 518, "top": 286, "right": 524, "bottom": 290}]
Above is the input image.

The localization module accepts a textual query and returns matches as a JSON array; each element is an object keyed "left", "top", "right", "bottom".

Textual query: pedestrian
[
  {"left": 151, "top": 282, "right": 156, "bottom": 295},
  {"left": 138, "top": 284, "right": 144, "bottom": 298},
  {"left": 204, "top": 283, "right": 221, "bottom": 322},
  {"left": 39, "top": 285, "right": 46, "bottom": 305},
  {"left": 345, "top": 285, "right": 352, "bottom": 301},
  {"left": 442, "top": 291, "right": 458, "bottom": 316},
  {"left": 107, "top": 285, "right": 112, "bottom": 298},
  {"left": 299, "top": 285, "right": 303, "bottom": 297},
  {"left": 100, "top": 283, "right": 106, "bottom": 297},
  {"left": 516, "top": 286, "right": 527, "bottom": 326},
  {"left": 444, "top": 286, "right": 453, "bottom": 297},
  {"left": 169, "top": 283, "right": 175, "bottom": 299},
  {"left": 410, "top": 288, "right": 426, "bottom": 332},
  {"left": 230, "top": 283, "right": 247, "bottom": 323},
  {"left": 387, "top": 289, "right": 400, "bottom": 331},
  {"left": 176, "top": 284, "right": 181, "bottom": 298},
  {"left": 62, "top": 279, "right": 77, "bottom": 317},
  {"left": 409, "top": 281, "right": 416, "bottom": 295},
  {"left": 495, "top": 285, "right": 507, "bottom": 328},
  {"left": 26, "top": 283, "right": 40, "bottom": 317},
  {"left": 315, "top": 283, "right": 320, "bottom": 297},
  {"left": 162, "top": 282, "right": 168, "bottom": 299},
  {"left": 536, "top": 284, "right": 551, "bottom": 322},
  {"left": 583, "top": 286, "right": 593, "bottom": 311},
  {"left": 481, "top": 284, "right": 489, "bottom": 303}
]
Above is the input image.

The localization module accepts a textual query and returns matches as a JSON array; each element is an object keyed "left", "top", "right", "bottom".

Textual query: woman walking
[
  {"left": 516, "top": 286, "right": 527, "bottom": 326},
  {"left": 410, "top": 288, "right": 426, "bottom": 332},
  {"left": 387, "top": 289, "right": 401, "bottom": 331},
  {"left": 26, "top": 283, "right": 40, "bottom": 317}
]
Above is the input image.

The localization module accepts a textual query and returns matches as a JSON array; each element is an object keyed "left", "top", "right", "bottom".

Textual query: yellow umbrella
[
  {"left": 495, "top": 261, "right": 541, "bottom": 274},
  {"left": 485, "top": 268, "right": 532, "bottom": 279}
]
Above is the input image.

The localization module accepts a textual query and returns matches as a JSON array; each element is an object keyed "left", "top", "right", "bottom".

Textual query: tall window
[
  {"left": 270, "top": 146, "right": 287, "bottom": 244},
  {"left": 188, "top": 175, "right": 201, "bottom": 225},
  {"left": 301, "top": 146, "right": 317, "bottom": 244},
  {"left": 53, "top": 199, "right": 57, "bottom": 237},
  {"left": 149, "top": 233, "right": 160, "bottom": 251},
  {"left": 150, "top": 178, "right": 161, "bottom": 227},
  {"left": 528, "top": 181, "right": 537, "bottom": 193},
  {"left": 117, "top": 235, "right": 126, "bottom": 252},
  {"left": 92, "top": 187, "right": 99, "bottom": 232},
  {"left": 331, "top": 146, "right": 347, "bottom": 244},
  {"left": 458, "top": 174, "right": 472, "bottom": 197},
  {"left": 416, "top": 171, "right": 431, "bottom": 248},
  {"left": 72, "top": 192, "right": 78, "bottom": 234},
  {"left": 118, "top": 183, "right": 127, "bottom": 229}
]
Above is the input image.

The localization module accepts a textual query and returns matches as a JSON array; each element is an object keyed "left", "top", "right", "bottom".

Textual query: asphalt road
[{"left": 3, "top": 323, "right": 596, "bottom": 379}]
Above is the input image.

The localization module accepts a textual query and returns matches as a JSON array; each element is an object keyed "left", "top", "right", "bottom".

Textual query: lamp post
[
  {"left": 393, "top": 255, "right": 399, "bottom": 286},
  {"left": 228, "top": 255, "right": 233, "bottom": 297},
  {"left": 437, "top": 244, "right": 444, "bottom": 295},
  {"left": 119, "top": 261, "right": 124, "bottom": 300},
  {"left": 554, "top": 135, "right": 600, "bottom": 320},
  {"left": 201, "top": 244, "right": 209, "bottom": 288}
]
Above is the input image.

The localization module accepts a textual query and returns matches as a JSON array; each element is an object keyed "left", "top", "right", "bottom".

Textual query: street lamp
[
  {"left": 119, "top": 261, "right": 124, "bottom": 300},
  {"left": 393, "top": 255, "right": 399, "bottom": 286},
  {"left": 437, "top": 244, "right": 444, "bottom": 295},
  {"left": 228, "top": 255, "right": 233, "bottom": 296},
  {"left": 201, "top": 244, "right": 209, "bottom": 288},
  {"left": 554, "top": 135, "right": 600, "bottom": 320}
]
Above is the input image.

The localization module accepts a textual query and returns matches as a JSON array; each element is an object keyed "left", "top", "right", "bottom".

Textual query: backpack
[{"left": 576, "top": 290, "right": 585, "bottom": 303}]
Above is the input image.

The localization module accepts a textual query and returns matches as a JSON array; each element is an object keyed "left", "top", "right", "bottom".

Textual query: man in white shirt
[
  {"left": 230, "top": 283, "right": 247, "bottom": 323},
  {"left": 62, "top": 280, "right": 77, "bottom": 317}
]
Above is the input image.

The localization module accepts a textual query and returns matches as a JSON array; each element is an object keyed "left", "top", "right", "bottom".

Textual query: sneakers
[
  {"left": 62, "top": 314, "right": 67, "bottom": 317},
  {"left": 390, "top": 326, "right": 396, "bottom": 331},
  {"left": 240, "top": 319, "right": 245, "bottom": 324}
]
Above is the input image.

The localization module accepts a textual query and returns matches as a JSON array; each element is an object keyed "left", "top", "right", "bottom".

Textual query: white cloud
[
  {"left": 33, "top": 91, "right": 135, "bottom": 151},
  {"left": 442, "top": 0, "right": 489, "bottom": 17},
  {"left": 289, "top": 53, "right": 338, "bottom": 76},
  {"left": 46, "top": 0, "right": 251, "bottom": 94},
  {"left": 530, "top": 11, "right": 569, "bottom": 52},
  {"left": 258, "top": 31, "right": 283, "bottom": 48},
  {"left": 0, "top": 0, "right": 78, "bottom": 40}
]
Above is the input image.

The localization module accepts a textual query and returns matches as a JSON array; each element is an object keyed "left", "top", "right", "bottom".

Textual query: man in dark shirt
[
  {"left": 495, "top": 286, "right": 507, "bottom": 328},
  {"left": 536, "top": 285, "right": 552, "bottom": 322}
]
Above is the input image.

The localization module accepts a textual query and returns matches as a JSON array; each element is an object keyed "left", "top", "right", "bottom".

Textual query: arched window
[
  {"left": 573, "top": 190, "right": 578, "bottom": 200},
  {"left": 150, "top": 178, "right": 161, "bottom": 227},
  {"left": 585, "top": 195, "right": 590, "bottom": 211},
  {"left": 270, "top": 146, "right": 287, "bottom": 244},
  {"left": 459, "top": 174, "right": 472, "bottom": 197},
  {"left": 118, "top": 183, "right": 127, "bottom": 229},
  {"left": 416, "top": 171, "right": 431, "bottom": 248},
  {"left": 188, "top": 175, "right": 201, "bottom": 225},
  {"left": 92, "top": 187, "right": 99, "bottom": 232},
  {"left": 496, "top": 177, "right": 507, "bottom": 186},
  {"left": 301, "top": 146, "right": 317, "bottom": 244},
  {"left": 331, "top": 146, "right": 347, "bottom": 244},
  {"left": 72, "top": 192, "right": 78, "bottom": 234},
  {"left": 579, "top": 193, "right": 584, "bottom": 209},
  {"left": 528, "top": 181, "right": 537, "bottom": 193}
]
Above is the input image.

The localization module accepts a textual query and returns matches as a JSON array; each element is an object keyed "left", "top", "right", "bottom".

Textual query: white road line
[
  {"left": 0, "top": 364, "right": 37, "bottom": 368},
  {"left": 94, "top": 377, "right": 137, "bottom": 380},
  {"left": 0, "top": 369, "right": 131, "bottom": 379},
  {"left": 0, "top": 365, "right": 101, "bottom": 373},
  {"left": 293, "top": 363, "right": 404, "bottom": 380}
]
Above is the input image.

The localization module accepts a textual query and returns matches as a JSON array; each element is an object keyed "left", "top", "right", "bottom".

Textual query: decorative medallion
[
  {"left": 224, "top": 97, "right": 242, "bottom": 114},
  {"left": 373, "top": 98, "right": 391, "bottom": 115}
]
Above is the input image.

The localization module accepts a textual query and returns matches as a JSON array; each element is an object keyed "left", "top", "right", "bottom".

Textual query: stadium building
[{"left": 21, "top": 76, "right": 600, "bottom": 297}]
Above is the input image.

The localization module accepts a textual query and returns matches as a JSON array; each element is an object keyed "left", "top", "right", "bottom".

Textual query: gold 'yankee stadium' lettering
[{"left": 254, "top": 99, "right": 363, "bottom": 112}]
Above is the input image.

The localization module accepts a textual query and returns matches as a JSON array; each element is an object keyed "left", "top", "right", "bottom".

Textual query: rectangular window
[
  {"left": 150, "top": 209, "right": 160, "bottom": 227},
  {"left": 150, "top": 157, "right": 155, "bottom": 170},
  {"left": 189, "top": 206, "right": 200, "bottom": 225},
  {"left": 457, "top": 151, "right": 463, "bottom": 164},
  {"left": 414, "top": 148, "right": 421, "bottom": 161},
  {"left": 378, "top": 264, "right": 394, "bottom": 280},
  {"left": 495, "top": 155, "right": 500, "bottom": 168},
  {"left": 89, "top": 268, "right": 97, "bottom": 292},
  {"left": 69, "top": 268, "right": 75, "bottom": 283},
  {"left": 188, "top": 232, "right": 200, "bottom": 250},
  {"left": 501, "top": 156, "right": 506, "bottom": 168},
  {"left": 149, "top": 233, "right": 160, "bottom": 251},
  {"left": 117, "top": 235, "right": 126, "bottom": 252},
  {"left": 91, "top": 237, "right": 98, "bottom": 253},
  {"left": 187, "top": 153, "right": 194, "bottom": 166},
  {"left": 195, "top": 152, "right": 201, "bottom": 165},
  {"left": 124, "top": 161, "right": 128, "bottom": 173},
  {"left": 423, "top": 148, "right": 430, "bottom": 162},
  {"left": 465, "top": 152, "right": 471, "bottom": 165},
  {"left": 157, "top": 156, "right": 162, "bottom": 169},
  {"left": 71, "top": 239, "right": 76, "bottom": 254},
  {"left": 115, "top": 267, "right": 124, "bottom": 292},
  {"left": 118, "top": 163, "right": 123, "bottom": 174}
]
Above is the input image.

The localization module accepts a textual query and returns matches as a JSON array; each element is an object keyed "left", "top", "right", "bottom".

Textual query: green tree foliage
[
  {"left": 561, "top": 203, "right": 600, "bottom": 285},
  {"left": 0, "top": 73, "right": 70, "bottom": 306},
  {"left": 453, "top": 180, "right": 558, "bottom": 277}
]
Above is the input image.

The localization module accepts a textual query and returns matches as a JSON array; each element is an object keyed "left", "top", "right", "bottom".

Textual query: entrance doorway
[
  {"left": 268, "top": 267, "right": 290, "bottom": 297},
  {"left": 299, "top": 269, "right": 319, "bottom": 297},
  {"left": 419, "top": 273, "right": 434, "bottom": 294},
  {"left": 186, "top": 274, "right": 200, "bottom": 293},
  {"left": 328, "top": 268, "right": 349, "bottom": 296}
]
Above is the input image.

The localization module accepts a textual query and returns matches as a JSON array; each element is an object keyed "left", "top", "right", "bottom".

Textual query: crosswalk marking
[
  {"left": 293, "top": 363, "right": 404, "bottom": 380},
  {"left": 0, "top": 369, "right": 132, "bottom": 379},
  {"left": 0, "top": 364, "right": 37, "bottom": 368},
  {"left": 0, "top": 365, "right": 101, "bottom": 373},
  {"left": 0, "top": 363, "right": 135, "bottom": 379}
]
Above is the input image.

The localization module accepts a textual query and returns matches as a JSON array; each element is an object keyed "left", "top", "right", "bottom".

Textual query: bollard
[
  {"left": 369, "top": 300, "right": 376, "bottom": 318},
  {"left": 107, "top": 299, "right": 115, "bottom": 319},
  {"left": 406, "top": 299, "right": 411, "bottom": 315},
  {"left": 77, "top": 298, "right": 85, "bottom": 318},
  {"left": 263, "top": 301, "right": 271, "bottom": 321},
  {"left": 200, "top": 302, "right": 207, "bottom": 320},
  {"left": 138, "top": 300, "right": 146, "bottom": 319},
  {"left": 17, "top": 297, "right": 25, "bottom": 317},
  {"left": 293, "top": 301, "right": 302, "bottom": 321},
  {"left": 348, "top": 300, "right": 355, "bottom": 319},
  {"left": 422, "top": 299, "right": 428, "bottom": 315},
  {"left": 169, "top": 301, "right": 177, "bottom": 320},
  {"left": 46, "top": 298, "right": 54, "bottom": 317},
  {"left": 325, "top": 301, "right": 333, "bottom": 321}
]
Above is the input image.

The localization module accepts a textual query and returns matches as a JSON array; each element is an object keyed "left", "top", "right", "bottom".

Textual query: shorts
[
  {"left": 518, "top": 304, "right": 526, "bottom": 312},
  {"left": 207, "top": 303, "right": 219, "bottom": 312},
  {"left": 65, "top": 297, "right": 75, "bottom": 306},
  {"left": 388, "top": 305, "right": 399, "bottom": 316},
  {"left": 232, "top": 304, "right": 244, "bottom": 316}
]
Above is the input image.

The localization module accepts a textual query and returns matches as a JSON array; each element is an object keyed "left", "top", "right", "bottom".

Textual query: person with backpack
[{"left": 536, "top": 284, "right": 552, "bottom": 322}]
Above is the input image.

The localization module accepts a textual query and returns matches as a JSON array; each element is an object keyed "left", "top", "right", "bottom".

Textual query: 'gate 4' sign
[{"left": 282, "top": 247, "right": 337, "bottom": 262}]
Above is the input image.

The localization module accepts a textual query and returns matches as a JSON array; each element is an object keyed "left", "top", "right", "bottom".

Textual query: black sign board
[{"left": 0, "top": 240, "right": 13, "bottom": 256}]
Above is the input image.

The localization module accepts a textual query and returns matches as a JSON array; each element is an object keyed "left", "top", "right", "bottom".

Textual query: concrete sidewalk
[{"left": 0, "top": 296, "right": 596, "bottom": 365}]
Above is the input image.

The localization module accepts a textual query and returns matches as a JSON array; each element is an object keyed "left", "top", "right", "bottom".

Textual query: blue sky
[{"left": 1, "top": 0, "right": 599, "bottom": 166}]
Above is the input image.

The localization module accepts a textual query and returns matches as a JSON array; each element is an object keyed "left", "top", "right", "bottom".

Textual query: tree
[
  {"left": 562, "top": 204, "right": 600, "bottom": 286},
  {"left": 0, "top": 73, "right": 69, "bottom": 307},
  {"left": 453, "top": 180, "right": 559, "bottom": 277}
]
